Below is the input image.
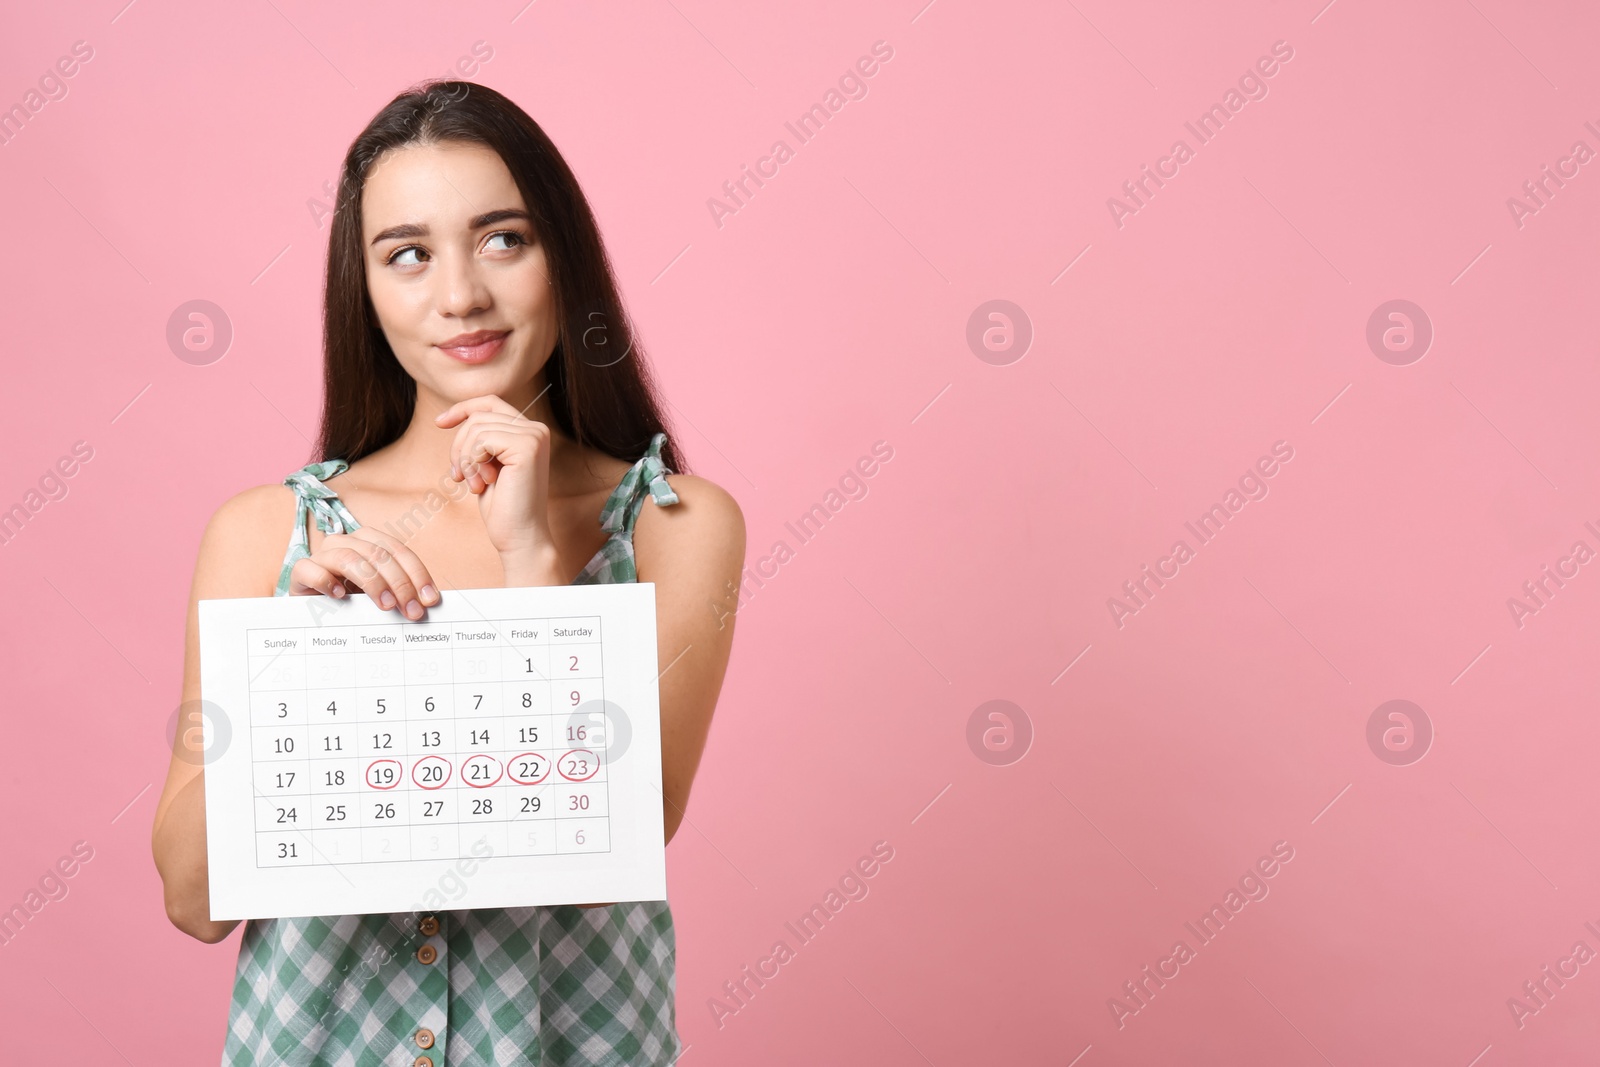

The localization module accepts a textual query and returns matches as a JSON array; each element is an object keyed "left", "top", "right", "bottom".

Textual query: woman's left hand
[{"left": 435, "top": 395, "right": 557, "bottom": 567}]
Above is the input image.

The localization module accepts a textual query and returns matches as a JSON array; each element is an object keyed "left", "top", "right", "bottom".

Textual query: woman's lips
[{"left": 437, "top": 331, "right": 508, "bottom": 363}]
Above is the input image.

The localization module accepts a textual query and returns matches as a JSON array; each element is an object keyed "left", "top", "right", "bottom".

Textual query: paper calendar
[{"left": 198, "top": 582, "right": 667, "bottom": 920}]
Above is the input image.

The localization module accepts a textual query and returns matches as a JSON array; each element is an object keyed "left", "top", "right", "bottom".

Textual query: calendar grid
[{"left": 245, "top": 614, "right": 613, "bottom": 868}]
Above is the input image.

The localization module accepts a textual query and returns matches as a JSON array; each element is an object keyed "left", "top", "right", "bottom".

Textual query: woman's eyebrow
[{"left": 369, "top": 208, "right": 532, "bottom": 246}]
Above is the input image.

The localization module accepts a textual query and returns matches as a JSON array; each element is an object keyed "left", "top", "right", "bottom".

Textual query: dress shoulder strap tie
[
  {"left": 598, "top": 432, "right": 680, "bottom": 538},
  {"left": 275, "top": 460, "right": 361, "bottom": 596}
]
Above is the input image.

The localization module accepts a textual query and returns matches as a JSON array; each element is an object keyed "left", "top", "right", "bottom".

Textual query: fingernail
[
  {"left": 405, "top": 599, "right": 423, "bottom": 619},
  {"left": 332, "top": 584, "right": 345, "bottom": 598},
  {"left": 451, "top": 463, "right": 459, "bottom": 479},
  {"left": 380, "top": 590, "right": 397, "bottom": 610},
  {"left": 421, "top": 584, "right": 438, "bottom": 603}
]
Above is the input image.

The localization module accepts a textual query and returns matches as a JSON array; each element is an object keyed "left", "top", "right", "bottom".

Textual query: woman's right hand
[{"left": 287, "top": 528, "right": 441, "bottom": 620}]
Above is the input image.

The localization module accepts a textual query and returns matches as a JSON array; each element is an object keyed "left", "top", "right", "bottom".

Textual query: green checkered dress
[{"left": 222, "top": 432, "right": 683, "bottom": 1066}]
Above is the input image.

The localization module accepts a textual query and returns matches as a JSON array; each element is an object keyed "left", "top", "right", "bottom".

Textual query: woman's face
[{"left": 360, "top": 139, "right": 557, "bottom": 412}]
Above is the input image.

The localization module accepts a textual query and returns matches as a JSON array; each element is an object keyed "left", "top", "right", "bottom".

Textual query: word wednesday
[
  {"left": 1107, "top": 39, "right": 1296, "bottom": 229},
  {"left": 1108, "top": 840, "right": 1296, "bottom": 1029},
  {"left": 1107, "top": 440, "right": 1295, "bottom": 629}
]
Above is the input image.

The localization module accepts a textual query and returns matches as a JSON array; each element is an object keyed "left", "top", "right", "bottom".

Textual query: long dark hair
[{"left": 313, "top": 79, "right": 685, "bottom": 474}]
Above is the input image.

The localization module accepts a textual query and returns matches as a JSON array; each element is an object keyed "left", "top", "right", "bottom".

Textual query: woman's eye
[
  {"left": 485, "top": 231, "right": 525, "bottom": 252},
  {"left": 387, "top": 246, "right": 426, "bottom": 267}
]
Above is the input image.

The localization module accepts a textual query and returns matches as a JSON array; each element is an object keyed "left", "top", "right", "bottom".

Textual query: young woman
[{"left": 151, "top": 80, "right": 745, "bottom": 1066}]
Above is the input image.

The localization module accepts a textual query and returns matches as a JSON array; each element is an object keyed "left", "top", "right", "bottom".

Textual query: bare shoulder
[
  {"left": 220, "top": 479, "right": 297, "bottom": 514},
  {"left": 634, "top": 472, "right": 746, "bottom": 580},
  {"left": 208, "top": 481, "right": 298, "bottom": 539},
  {"left": 192, "top": 481, "right": 300, "bottom": 599}
]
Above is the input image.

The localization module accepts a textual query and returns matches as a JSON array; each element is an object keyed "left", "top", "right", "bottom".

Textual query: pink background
[{"left": 3, "top": 0, "right": 1599, "bottom": 1063}]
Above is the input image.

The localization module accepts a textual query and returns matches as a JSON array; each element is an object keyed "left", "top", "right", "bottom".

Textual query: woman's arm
[
  {"left": 634, "top": 474, "right": 746, "bottom": 845},
  {"left": 151, "top": 485, "right": 291, "bottom": 943}
]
